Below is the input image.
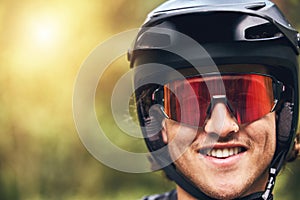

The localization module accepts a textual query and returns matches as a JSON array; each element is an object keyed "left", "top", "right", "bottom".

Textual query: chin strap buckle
[{"left": 261, "top": 167, "right": 277, "bottom": 200}]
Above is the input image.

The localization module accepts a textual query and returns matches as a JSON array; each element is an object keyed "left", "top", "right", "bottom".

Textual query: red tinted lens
[
  {"left": 227, "top": 75, "right": 274, "bottom": 124},
  {"left": 164, "top": 74, "right": 275, "bottom": 127},
  {"left": 164, "top": 77, "right": 211, "bottom": 126}
]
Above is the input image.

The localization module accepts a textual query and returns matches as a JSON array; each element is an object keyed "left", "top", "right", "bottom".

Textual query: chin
[
  {"left": 198, "top": 181, "right": 250, "bottom": 200},
  {"left": 204, "top": 190, "right": 243, "bottom": 200}
]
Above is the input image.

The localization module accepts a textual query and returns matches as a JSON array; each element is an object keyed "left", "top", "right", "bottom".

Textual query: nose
[{"left": 204, "top": 102, "right": 239, "bottom": 137}]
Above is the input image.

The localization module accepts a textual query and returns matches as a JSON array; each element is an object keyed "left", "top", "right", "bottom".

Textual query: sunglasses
[{"left": 152, "top": 74, "right": 284, "bottom": 127}]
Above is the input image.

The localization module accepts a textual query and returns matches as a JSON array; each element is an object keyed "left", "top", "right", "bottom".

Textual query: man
[{"left": 128, "top": 0, "right": 300, "bottom": 199}]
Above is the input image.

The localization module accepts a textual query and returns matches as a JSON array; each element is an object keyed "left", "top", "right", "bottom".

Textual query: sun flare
[
  {"left": 13, "top": 10, "right": 68, "bottom": 68},
  {"left": 30, "top": 19, "right": 60, "bottom": 46},
  {"left": 35, "top": 25, "right": 55, "bottom": 43}
]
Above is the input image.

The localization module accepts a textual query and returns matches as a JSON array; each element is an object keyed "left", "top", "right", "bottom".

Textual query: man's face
[{"left": 161, "top": 103, "right": 276, "bottom": 199}]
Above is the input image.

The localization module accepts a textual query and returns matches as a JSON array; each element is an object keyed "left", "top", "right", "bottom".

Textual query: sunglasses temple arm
[{"left": 271, "top": 81, "right": 286, "bottom": 112}]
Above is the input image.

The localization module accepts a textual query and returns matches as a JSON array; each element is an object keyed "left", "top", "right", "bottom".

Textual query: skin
[
  {"left": 161, "top": 103, "right": 277, "bottom": 200},
  {"left": 296, "top": 141, "right": 300, "bottom": 153}
]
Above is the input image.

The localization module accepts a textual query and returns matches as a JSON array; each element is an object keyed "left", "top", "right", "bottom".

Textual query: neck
[
  {"left": 176, "top": 186, "right": 196, "bottom": 200},
  {"left": 176, "top": 185, "right": 273, "bottom": 200}
]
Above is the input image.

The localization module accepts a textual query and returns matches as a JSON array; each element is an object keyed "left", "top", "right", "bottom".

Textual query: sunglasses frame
[{"left": 152, "top": 73, "right": 285, "bottom": 126}]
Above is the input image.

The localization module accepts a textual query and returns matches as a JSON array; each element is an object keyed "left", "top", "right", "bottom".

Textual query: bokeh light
[{"left": 31, "top": 18, "right": 59, "bottom": 46}]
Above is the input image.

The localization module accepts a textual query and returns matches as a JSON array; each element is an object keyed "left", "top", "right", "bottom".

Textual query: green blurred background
[{"left": 0, "top": 0, "right": 299, "bottom": 199}]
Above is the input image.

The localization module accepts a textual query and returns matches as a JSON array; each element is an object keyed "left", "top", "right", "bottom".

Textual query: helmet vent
[
  {"left": 137, "top": 32, "right": 171, "bottom": 48},
  {"left": 245, "top": 2, "right": 266, "bottom": 11},
  {"left": 245, "top": 23, "right": 283, "bottom": 40}
]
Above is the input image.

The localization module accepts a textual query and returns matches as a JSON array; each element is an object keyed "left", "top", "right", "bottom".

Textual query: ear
[
  {"left": 286, "top": 134, "right": 300, "bottom": 162},
  {"left": 295, "top": 134, "right": 300, "bottom": 154},
  {"left": 161, "top": 119, "right": 168, "bottom": 144}
]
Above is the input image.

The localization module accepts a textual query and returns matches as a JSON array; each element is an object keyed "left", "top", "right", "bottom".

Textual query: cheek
[
  {"left": 164, "top": 121, "right": 198, "bottom": 160},
  {"left": 246, "top": 113, "right": 276, "bottom": 155}
]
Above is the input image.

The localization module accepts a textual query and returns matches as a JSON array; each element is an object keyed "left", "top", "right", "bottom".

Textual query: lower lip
[{"left": 200, "top": 152, "right": 246, "bottom": 168}]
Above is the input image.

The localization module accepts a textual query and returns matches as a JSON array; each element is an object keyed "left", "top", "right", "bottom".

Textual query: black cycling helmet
[{"left": 128, "top": 0, "right": 300, "bottom": 199}]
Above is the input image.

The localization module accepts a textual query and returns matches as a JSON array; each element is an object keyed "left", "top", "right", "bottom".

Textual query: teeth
[{"left": 206, "top": 147, "right": 242, "bottom": 158}]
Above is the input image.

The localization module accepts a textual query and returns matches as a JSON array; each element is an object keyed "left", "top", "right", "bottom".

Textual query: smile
[{"left": 199, "top": 147, "right": 246, "bottom": 159}]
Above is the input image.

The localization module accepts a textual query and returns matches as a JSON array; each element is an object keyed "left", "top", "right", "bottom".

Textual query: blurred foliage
[{"left": 0, "top": 0, "right": 298, "bottom": 200}]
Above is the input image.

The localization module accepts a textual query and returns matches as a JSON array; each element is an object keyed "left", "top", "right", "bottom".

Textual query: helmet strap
[
  {"left": 162, "top": 164, "right": 215, "bottom": 200},
  {"left": 261, "top": 101, "right": 294, "bottom": 199},
  {"left": 262, "top": 150, "right": 286, "bottom": 200}
]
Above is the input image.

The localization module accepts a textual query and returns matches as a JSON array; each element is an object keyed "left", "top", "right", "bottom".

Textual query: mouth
[{"left": 199, "top": 146, "right": 247, "bottom": 159}]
